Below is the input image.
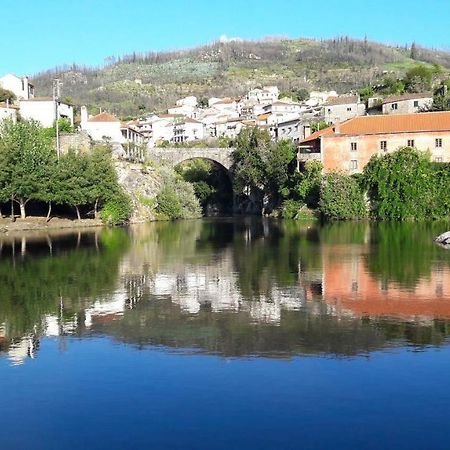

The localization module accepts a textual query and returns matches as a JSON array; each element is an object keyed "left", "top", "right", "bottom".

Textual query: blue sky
[{"left": 3, "top": 0, "right": 450, "bottom": 75}]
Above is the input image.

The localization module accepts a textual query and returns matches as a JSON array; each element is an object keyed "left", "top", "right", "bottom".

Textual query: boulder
[{"left": 435, "top": 231, "right": 450, "bottom": 248}]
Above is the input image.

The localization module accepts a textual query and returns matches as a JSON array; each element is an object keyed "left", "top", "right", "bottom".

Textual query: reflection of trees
[
  {"left": 88, "top": 295, "right": 450, "bottom": 357},
  {"left": 0, "top": 229, "right": 129, "bottom": 340},
  {"left": 365, "top": 222, "right": 450, "bottom": 289}
]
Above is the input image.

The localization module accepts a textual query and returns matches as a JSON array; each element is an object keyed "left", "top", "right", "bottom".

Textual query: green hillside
[{"left": 31, "top": 37, "right": 450, "bottom": 118}]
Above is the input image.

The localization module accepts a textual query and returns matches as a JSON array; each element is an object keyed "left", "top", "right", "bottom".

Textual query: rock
[{"left": 435, "top": 231, "right": 450, "bottom": 248}]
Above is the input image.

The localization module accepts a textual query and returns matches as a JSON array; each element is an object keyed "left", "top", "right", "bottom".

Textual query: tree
[
  {"left": 53, "top": 150, "right": 90, "bottom": 220},
  {"left": 319, "top": 173, "right": 367, "bottom": 221},
  {"left": 363, "top": 147, "right": 433, "bottom": 220},
  {"left": 0, "top": 120, "right": 56, "bottom": 218},
  {"left": 263, "top": 139, "right": 296, "bottom": 201},
  {"left": 231, "top": 127, "right": 271, "bottom": 194},
  {"left": 0, "top": 88, "right": 15, "bottom": 103},
  {"left": 85, "top": 146, "right": 120, "bottom": 217}
]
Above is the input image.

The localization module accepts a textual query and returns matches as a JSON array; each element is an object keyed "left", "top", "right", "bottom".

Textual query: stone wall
[{"left": 59, "top": 132, "right": 91, "bottom": 154}]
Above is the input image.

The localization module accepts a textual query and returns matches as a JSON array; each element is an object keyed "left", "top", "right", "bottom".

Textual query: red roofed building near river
[{"left": 298, "top": 111, "right": 450, "bottom": 173}]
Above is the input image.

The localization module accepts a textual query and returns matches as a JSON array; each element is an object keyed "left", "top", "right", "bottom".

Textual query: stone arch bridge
[{"left": 149, "top": 147, "right": 234, "bottom": 171}]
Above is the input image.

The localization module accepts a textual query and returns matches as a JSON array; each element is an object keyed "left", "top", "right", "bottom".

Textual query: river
[{"left": 1, "top": 218, "right": 450, "bottom": 449}]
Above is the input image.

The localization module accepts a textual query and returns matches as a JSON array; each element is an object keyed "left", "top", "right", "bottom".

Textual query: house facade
[
  {"left": 298, "top": 111, "right": 450, "bottom": 173},
  {"left": 19, "top": 97, "right": 74, "bottom": 127},
  {"left": 382, "top": 93, "right": 433, "bottom": 115},
  {"left": 81, "top": 110, "right": 124, "bottom": 142},
  {"left": 0, "top": 74, "right": 35, "bottom": 100},
  {"left": 323, "top": 95, "right": 366, "bottom": 124}
]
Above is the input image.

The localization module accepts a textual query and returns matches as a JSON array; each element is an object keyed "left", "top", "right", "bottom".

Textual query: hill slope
[{"left": 31, "top": 37, "right": 450, "bottom": 117}]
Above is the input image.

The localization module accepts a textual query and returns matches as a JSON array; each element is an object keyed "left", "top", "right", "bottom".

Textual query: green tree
[
  {"left": 231, "top": 127, "right": 271, "bottom": 195},
  {"left": 363, "top": 147, "right": 436, "bottom": 220},
  {"left": 319, "top": 172, "right": 367, "bottom": 221},
  {"left": 0, "top": 88, "right": 15, "bottom": 103},
  {"left": 263, "top": 139, "right": 296, "bottom": 201},
  {"left": 0, "top": 120, "right": 56, "bottom": 218}
]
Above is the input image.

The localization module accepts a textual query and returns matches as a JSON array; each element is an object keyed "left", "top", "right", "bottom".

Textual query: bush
[
  {"left": 155, "top": 187, "right": 183, "bottom": 220},
  {"left": 281, "top": 199, "right": 308, "bottom": 219},
  {"left": 363, "top": 147, "right": 449, "bottom": 220},
  {"left": 100, "top": 190, "right": 132, "bottom": 225},
  {"left": 319, "top": 173, "right": 367, "bottom": 221}
]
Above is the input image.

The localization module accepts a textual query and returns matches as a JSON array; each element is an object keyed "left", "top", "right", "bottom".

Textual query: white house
[
  {"left": 19, "top": 97, "right": 74, "bottom": 128},
  {"left": 0, "top": 74, "right": 35, "bottom": 100},
  {"left": 323, "top": 95, "right": 366, "bottom": 124},
  {"left": 80, "top": 108, "right": 123, "bottom": 142},
  {"left": 264, "top": 101, "right": 302, "bottom": 115},
  {"left": 176, "top": 96, "right": 198, "bottom": 108}
]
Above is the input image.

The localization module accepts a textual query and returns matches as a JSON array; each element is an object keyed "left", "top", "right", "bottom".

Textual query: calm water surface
[{"left": 1, "top": 219, "right": 450, "bottom": 449}]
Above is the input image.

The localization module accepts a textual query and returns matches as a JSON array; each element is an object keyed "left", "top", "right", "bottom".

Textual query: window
[
  {"left": 391, "top": 103, "right": 398, "bottom": 110},
  {"left": 350, "top": 160, "right": 358, "bottom": 170},
  {"left": 347, "top": 107, "right": 352, "bottom": 111},
  {"left": 407, "top": 139, "right": 415, "bottom": 147},
  {"left": 328, "top": 108, "right": 332, "bottom": 113},
  {"left": 434, "top": 157, "right": 443, "bottom": 163},
  {"left": 413, "top": 100, "right": 419, "bottom": 107},
  {"left": 350, "top": 142, "right": 357, "bottom": 151},
  {"left": 436, "top": 138, "right": 443, "bottom": 148},
  {"left": 380, "top": 140, "right": 387, "bottom": 151}
]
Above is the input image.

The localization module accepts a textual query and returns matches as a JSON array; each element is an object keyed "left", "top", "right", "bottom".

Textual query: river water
[{"left": 1, "top": 218, "right": 450, "bottom": 449}]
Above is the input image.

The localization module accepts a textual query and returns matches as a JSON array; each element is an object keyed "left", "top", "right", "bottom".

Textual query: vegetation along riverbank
[{"left": 0, "top": 119, "right": 449, "bottom": 229}]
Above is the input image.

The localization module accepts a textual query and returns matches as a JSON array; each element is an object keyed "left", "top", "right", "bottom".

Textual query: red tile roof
[
  {"left": 382, "top": 92, "right": 433, "bottom": 104},
  {"left": 325, "top": 95, "right": 359, "bottom": 106},
  {"left": 88, "top": 112, "right": 119, "bottom": 122},
  {"left": 301, "top": 111, "right": 450, "bottom": 143}
]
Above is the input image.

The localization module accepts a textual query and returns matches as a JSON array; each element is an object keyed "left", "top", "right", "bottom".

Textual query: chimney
[
  {"left": 80, "top": 106, "right": 88, "bottom": 126},
  {"left": 303, "top": 124, "right": 311, "bottom": 139}
]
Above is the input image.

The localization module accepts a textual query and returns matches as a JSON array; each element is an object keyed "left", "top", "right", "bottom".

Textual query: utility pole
[{"left": 53, "top": 79, "right": 62, "bottom": 159}]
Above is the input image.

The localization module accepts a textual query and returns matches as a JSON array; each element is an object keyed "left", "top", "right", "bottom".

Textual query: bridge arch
[{"left": 149, "top": 147, "right": 234, "bottom": 171}]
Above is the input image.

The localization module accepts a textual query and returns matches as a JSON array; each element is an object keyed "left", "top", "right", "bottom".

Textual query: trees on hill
[{"left": 0, "top": 119, "right": 131, "bottom": 223}]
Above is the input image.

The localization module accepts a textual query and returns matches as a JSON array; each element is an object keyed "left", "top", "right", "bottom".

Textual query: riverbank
[{"left": 0, "top": 217, "right": 104, "bottom": 233}]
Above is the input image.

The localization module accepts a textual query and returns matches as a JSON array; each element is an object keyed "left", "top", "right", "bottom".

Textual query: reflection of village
[{"left": 1, "top": 222, "right": 450, "bottom": 365}]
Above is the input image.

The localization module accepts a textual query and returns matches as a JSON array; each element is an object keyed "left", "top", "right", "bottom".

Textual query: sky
[{"left": 2, "top": 0, "right": 450, "bottom": 75}]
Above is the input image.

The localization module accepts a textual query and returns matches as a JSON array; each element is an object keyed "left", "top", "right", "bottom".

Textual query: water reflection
[{"left": 1, "top": 219, "right": 450, "bottom": 364}]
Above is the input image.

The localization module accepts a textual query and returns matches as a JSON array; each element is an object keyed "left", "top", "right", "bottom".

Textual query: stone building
[{"left": 381, "top": 93, "right": 433, "bottom": 115}]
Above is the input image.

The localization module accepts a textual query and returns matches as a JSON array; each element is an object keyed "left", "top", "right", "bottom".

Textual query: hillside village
[{"left": 0, "top": 70, "right": 449, "bottom": 174}]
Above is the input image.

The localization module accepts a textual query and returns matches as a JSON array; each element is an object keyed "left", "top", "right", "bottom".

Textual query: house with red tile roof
[
  {"left": 381, "top": 92, "right": 433, "bottom": 115},
  {"left": 298, "top": 111, "right": 450, "bottom": 173}
]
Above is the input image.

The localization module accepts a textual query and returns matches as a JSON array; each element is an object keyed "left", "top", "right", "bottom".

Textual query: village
[{"left": 1, "top": 72, "right": 448, "bottom": 174}]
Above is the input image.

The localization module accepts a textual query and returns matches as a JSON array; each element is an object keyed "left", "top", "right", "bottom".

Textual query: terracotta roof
[
  {"left": 184, "top": 117, "right": 202, "bottom": 124},
  {"left": 213, "top": 98, "right": 235, "bottom": 105},
  {"left": 88, "top": 112, "right": 119, "bottom": 122},
  {"left": 301, "top": 111, "right": 450, "bottom": 144},
  {"left": 382, "top": 92, "right": 433, "bottom": 104},
  {"left": 325, "top": 95, "right": 359, "bottom": 106},
  {"left": 256, "top": 113, "right": 272, "bottom": 121}
]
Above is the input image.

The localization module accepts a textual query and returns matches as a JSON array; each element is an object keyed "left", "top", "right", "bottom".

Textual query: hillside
[{"left": 31, "top": 37, "right": 450, "bottom": 117}]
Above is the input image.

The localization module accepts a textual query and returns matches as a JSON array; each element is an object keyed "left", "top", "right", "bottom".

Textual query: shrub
[
  {"left": 363, "top": 147, "right": 448, "bottom": 220},
  {"left": 319, "top": 173, "right": 367, "bottom": 221},
  {"left": 100, "top": 190, "right": 132, "bottom": 225}
]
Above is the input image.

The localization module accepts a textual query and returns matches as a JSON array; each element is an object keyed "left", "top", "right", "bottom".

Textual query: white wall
[
  {"left": 0, "top": 106, "right": 17, "bottom": 123},
  {"left": 0, "top": 74, "right": 34, "bottom": 100},
  {"left": 19, "top": 100, "right": 74, "bottom": 128}
]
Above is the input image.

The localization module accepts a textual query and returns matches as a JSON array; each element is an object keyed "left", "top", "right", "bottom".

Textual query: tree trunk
[
  {"left": 0, "top": 204, "right": 2, "bottom": 219},
  {"left": 75, "top": 205, "right": 81, "bottom": 221},
  {"left": 46, "top": 202, "right": 52, "bottom": 222},
  {"left": 19, "top": 198, "right": 26, "bottom": 219},
  {"left": 94, "top": 198, "right": 99, "bottom": 219}
]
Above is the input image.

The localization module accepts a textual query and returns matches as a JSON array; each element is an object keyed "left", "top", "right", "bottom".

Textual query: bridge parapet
[{"left": 148, "top": 147, "right": 234, "bottom": 170}]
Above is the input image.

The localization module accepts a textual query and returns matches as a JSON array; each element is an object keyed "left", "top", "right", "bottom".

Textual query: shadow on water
[{"left": 1, "top": 218, "right": 450, "bottom": 363}]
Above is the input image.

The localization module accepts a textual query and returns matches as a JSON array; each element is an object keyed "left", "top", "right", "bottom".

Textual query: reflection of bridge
[{"left": 149, "top": 147, "right": 234, "bottom": 171}]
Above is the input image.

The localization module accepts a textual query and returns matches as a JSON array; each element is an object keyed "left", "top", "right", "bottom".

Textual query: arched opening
[{"left": 175, "top": 157, "right": 234, "bottom": 216}]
